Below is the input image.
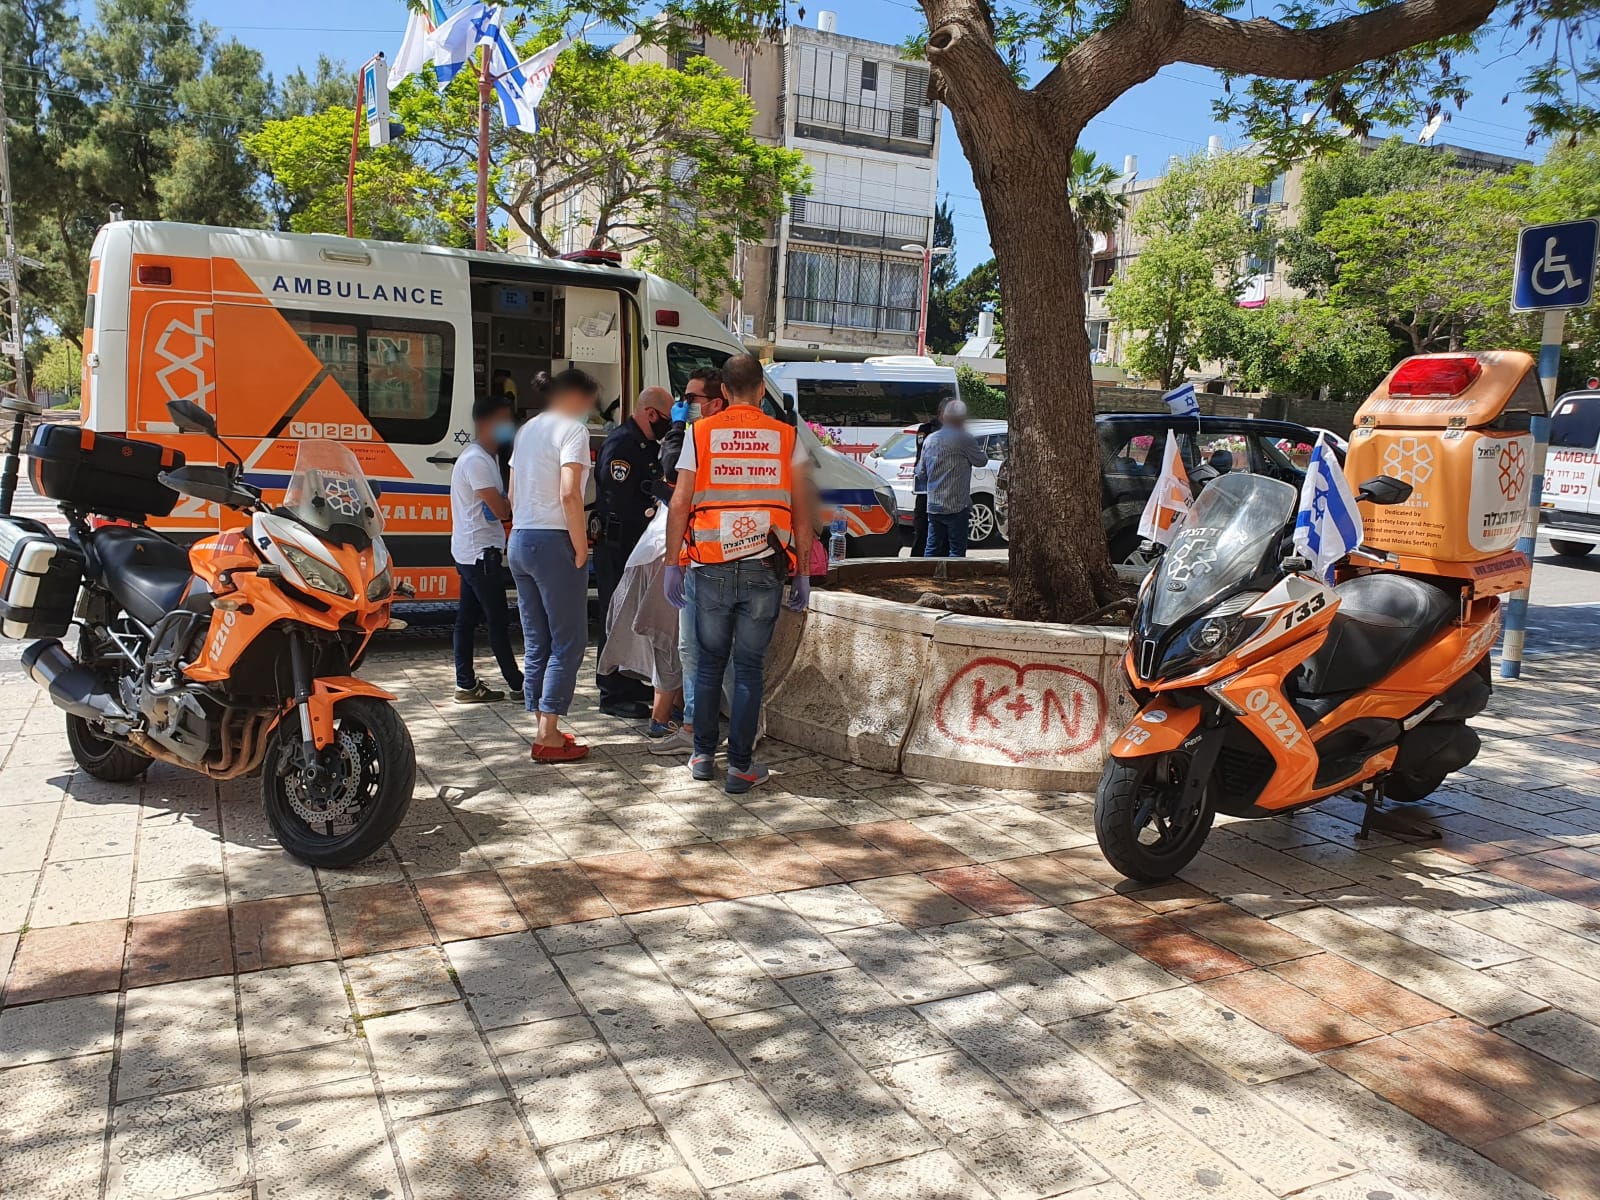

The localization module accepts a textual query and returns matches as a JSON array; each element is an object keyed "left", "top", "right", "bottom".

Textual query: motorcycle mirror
[
  {"left": 1356, "top": 475, "right": 1414, "bottom": 506},
  {"left": 166, "top": 399, "right": 217, "bottom": 437},
  {"left": 1281, "top": 553, "right": 1314, "bottom": 573}
]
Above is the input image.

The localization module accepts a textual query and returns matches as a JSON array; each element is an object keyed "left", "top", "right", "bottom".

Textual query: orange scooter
[{"left": 1095, "top": 351, "right": 1541, "bottom": 881}]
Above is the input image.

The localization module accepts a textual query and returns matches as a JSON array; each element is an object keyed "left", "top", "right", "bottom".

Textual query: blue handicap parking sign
[{"left": 1513, "top": 219, "right": 1600, "bottom": 311}]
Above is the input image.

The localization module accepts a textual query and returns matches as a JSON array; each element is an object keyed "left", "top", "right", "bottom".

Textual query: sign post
[{"left": 1502, "top": 219, "right": 1598, "bottom": 678}]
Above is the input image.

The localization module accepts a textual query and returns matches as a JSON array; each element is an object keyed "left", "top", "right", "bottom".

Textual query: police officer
[{"left": 594, "top": 386, "right": 675, "bottom": 718}]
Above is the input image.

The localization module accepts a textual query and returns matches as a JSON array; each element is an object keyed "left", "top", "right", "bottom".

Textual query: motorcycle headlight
[
  {"left": 366, "top": 566, "right": 392, "bottom": 602},
  {"left": 1156, "top": 592, "right": 1268, "bottom": 679},
  {"left": 280, "top": 545, "right": 353, "bottom": 598}
]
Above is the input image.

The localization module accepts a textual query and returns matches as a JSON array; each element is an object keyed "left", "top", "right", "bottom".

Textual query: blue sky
[{"left": 190, "top": 0, "right": 1550, "bottom": 276}]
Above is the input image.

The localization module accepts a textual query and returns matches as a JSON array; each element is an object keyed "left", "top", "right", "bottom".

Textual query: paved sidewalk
[{"left": 2, "top": 642, "right": 1600, "bottom": 1200}]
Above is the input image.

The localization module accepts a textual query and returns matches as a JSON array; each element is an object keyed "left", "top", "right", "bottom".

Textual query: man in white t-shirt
[{"left": 450, "top": 393, "right": 523, "bottom": 703}]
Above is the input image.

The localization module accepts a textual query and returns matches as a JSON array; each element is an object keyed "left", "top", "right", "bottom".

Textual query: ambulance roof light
[
  {"left": 559, "top": 249, "right": 622, "bottom": 265},
  {"left": 1389, "top": 355, "right": 1482, "bottom": 398}
]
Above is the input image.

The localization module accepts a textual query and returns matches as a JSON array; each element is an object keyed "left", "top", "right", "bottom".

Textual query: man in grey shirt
[{"left": 914, "top": 399, "right": 988, "bottom": 557}]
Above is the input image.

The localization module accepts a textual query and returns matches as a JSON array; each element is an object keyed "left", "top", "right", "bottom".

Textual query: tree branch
[
  {"left": 1041, "top": 0, "right": 1498, "bottom": 137},
  {"left": 1175, "top": 0, "right": 1497, "bottom": 79}
]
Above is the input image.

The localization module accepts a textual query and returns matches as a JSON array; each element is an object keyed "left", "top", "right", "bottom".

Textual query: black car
[{"left": 995, "top": 413, "right": 1325, "bottom": 564}]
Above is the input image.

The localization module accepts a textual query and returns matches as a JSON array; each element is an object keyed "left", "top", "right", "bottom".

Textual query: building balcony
[
  {"left": 787, "top": 197, "right": 931, "bottom": 251},
  {"left": 786, "top": 91, "right": 936, "bottom": 155}
]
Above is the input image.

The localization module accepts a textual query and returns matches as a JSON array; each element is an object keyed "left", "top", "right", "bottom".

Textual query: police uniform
[{"left": 594, "top": 422, "right": 662, "bottom": 707}]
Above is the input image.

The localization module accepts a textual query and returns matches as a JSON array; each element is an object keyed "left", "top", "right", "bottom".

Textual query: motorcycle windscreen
[
  {"left": 1147, "top": 472, "right": 1297, "bottom": 629},
  {"left": 282, "top": 439, "right": 386, "bottom": 542}
]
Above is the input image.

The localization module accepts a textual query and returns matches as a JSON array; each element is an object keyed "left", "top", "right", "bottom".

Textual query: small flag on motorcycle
[
  {"left": 1293, "top": 432, "right": 1364, "bottom": 582},
  {"left": 1137, "top": 430, "right": 1193, "bottom": 546}
]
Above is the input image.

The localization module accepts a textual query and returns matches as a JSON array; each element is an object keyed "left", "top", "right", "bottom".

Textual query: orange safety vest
[{"left": 683, "top": 407, "right": 797, "bottom": 571}]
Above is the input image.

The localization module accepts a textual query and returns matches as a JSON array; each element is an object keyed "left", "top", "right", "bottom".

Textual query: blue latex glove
[
  {"left": 671, "top": 398, "right": 691, "bottom": 423},
  {"left": 664, "top": 564, "right": 687, "bottom": 610},
  {"left": 786, "top": 574, "right": 811, "bottom": 612}
]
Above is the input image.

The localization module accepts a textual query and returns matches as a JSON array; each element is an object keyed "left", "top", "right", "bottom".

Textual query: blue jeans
[
  {"left": 926, "top": 509, "right": 970, "bottom": 558},
  {"left": 688, "top": 560, "right": 782, "bottom": 771},
  {"left": 454, "top": 550, "right": 523, "bottom": 692},
  {"left": 509, "top": 529, "right": 586, "bottom": 716},
  {"left": 679, "top": 602, "right": 733, "bottom": 724}
]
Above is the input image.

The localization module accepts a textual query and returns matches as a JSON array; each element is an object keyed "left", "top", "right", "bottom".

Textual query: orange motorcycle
[
  {"left": 1096, "top": 352, "right": 1541, "bottom": 881},
  {"left": 2, "top": 399, "right": 415, "bottom": 866}
]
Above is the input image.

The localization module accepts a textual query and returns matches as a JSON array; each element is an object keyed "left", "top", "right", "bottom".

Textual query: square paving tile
[
  {"left": 395, "top": 1099, "right": 554, "bottom": 1199},
  {"left": 652, "top": 1077, "right": 818, "bottom": 1188},
  {"left": 326, "top": 880, "right": 434, "bottom": 956},
  {"left": 0, "top": 991, "right": 118, "bottom": 1067},
  {"left": 0, "top": 1051, "right": 111, "bottom": 1200},
  {"left": 363, "top": 1000, "right": 505, "bottom": 1121},
  {"left": 238, "top": 959, "right": 355, "bottom": 1058},
  {"left": 233, "top": 892, "right": 336, "bottom": 972},
  {"left": 415, "top": 869, "right": 528, "bottom": 941},
  {"left": 106, "top": 1081, "right": 249, "bottom": 1200},
  {"left": 124, "top": 904, "right": 232, "bottom": 988},
  {"left": 6, "top": 917, "right": 127, "bottom": 1003},
  {"left": 118, "top": 974, "right": 240, "bottom": 1102},
  {"left": 345, "top": 944, "right": 458, "bottom": 1017}
]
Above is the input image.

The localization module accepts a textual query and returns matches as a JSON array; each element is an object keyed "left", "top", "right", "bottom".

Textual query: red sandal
[{"left": 531, "top": 739, "right": 589, "bottom": 762}]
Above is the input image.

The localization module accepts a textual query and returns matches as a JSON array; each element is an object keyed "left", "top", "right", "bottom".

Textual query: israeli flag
[
  {"left": 389, "top": 0, "right": 450, "bottom": 87},
  {"left": 429, "top": 3, "right": 495, "bottom": 87},
  {"left": 488, "top": 24, "right": 587, "bottom": 132},
  {"left": 1293, "top": 433, "right": 1363, "bottom": 581},
  {"left": 1163, "top": 381, "right": 1199, "bottom": 418}
]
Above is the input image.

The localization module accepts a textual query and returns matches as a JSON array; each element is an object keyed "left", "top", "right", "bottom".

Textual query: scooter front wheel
[
  {"left": 262, "top": 696, "right": 415, "bottom": 868},
  {"left": 1095, "top": 753, "right": 1215, "bottom": 882}
]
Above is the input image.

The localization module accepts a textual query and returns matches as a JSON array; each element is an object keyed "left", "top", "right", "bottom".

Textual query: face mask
[
  {"left": 491, "top": 419, "right": 516, "bottom": 446},
  {"left": 649, "top": 414, "right": 673, "bottom": 440},
  {"left": 687, "top": 402, "right": 704, "bottom": 422}
]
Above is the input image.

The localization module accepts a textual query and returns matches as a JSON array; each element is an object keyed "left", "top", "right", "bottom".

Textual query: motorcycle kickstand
[{"left": 1356, "top": 775, "right": 1442, "bottom": 842}]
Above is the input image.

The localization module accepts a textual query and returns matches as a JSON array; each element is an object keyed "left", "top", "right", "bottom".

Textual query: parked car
[
  {"left": 868, "top": 418, "right": 1010, "bottom": 548},
  {"left": 1542, "top": 389, "right": 1600, "bottom": 558},
  {"left": 994, "top": 413, "right": 1322, "bottom": 564}
]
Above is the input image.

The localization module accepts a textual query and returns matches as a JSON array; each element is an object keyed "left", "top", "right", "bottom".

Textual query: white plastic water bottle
[{"left": 828, "top": 515, "right": 847, "bottom": 565}]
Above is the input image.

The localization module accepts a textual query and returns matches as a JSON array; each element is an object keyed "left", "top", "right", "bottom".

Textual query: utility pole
[{"left": 0, "top": 52, "right": 42, "bottom": 517}]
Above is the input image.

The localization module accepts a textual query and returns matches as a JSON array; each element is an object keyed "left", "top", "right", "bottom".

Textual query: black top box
[{"left": 27, "top": 425, "right": 186, "bottom": 521}]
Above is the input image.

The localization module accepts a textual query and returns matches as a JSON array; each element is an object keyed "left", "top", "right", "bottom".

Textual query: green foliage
[
  {"left": 1107, "top": 150, "right": 1269, "bottom": 389},
  {"left": 1314, "top": 169, "right": 1534, "bottom": 352},
  {"left": 250, "top": 47, "right": 806, "bottom": 303},
  {"left": 1279, "top": 137, "right": 1450, "bottom": 292},
  {"left": 927, "top": 259, "right": 1003, "bottom": 356},
  {"left": 956, "top": 364, "right": 1008, "bottom": 418},
  {"left": 3, "top": 0, "right": 274, "bottom": 345},
  {"left": 1218, "top": 300, "right": 1396, "bottom": 400},
  {"left": 31, "top": 338, "right": 83, "bottom": 404},
  {"left": 1069, "top": 147, "right": 1127, "bottom": 236}
]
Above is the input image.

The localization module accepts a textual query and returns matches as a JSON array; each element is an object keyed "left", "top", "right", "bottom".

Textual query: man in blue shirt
[{"left": 913, "top": 399, "right": 988, "bottom": 557}]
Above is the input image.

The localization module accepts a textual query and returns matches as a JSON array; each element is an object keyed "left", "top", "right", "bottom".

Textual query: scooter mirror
[
  {"left": 166, "top": 399, "right": 217, "bottom": 438},
  {"left": 1357, "top": 475, "right": 1414, "bottom": 506}
]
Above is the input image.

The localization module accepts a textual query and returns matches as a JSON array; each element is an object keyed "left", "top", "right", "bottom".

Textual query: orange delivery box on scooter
[{"left": 1345, "top": 351, "right": 1544, "bottom": 597}]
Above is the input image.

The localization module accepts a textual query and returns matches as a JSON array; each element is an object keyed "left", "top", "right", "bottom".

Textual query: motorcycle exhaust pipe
[{"left": 21, "top": 639, "right": 130, "bottom": 723}]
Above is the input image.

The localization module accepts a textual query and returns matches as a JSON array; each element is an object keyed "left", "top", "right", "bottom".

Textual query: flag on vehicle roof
[
  {"left": 389, "top": 0, "right": 451, "bottom": 87},
  {"left": 1162, "top": 381, "right": 1199, "bottom": 418},
  {"left": 1137, "top": 430, "right": 1192, "bottom": 547},
  {"left": 1293, "top": 432, "right": 1363, "bottom": 582}
]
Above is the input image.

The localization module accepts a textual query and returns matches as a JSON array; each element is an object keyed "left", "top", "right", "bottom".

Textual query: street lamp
[{"left": 903, "top": 242, "right": 952, "bottom": 357}]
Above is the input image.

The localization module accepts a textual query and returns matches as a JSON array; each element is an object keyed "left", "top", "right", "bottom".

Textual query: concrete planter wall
[{"left": 763, "top": 559, "right": 1134, "bottom": 790}]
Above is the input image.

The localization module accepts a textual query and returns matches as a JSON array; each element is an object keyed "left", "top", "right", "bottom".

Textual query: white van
[
  {"left": 79, "top": 221, "right": 901, "bottom": 598},
  {"left": 765, "top": 357, "right": 960, "bottom": 463},
  {"left": 1543, "top": 389, "right": 1600, "bottom": 558}
]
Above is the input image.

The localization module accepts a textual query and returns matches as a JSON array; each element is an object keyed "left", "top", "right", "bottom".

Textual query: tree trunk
[{"left": 966, "top": 124, "right": 1117, "bottom": 621}]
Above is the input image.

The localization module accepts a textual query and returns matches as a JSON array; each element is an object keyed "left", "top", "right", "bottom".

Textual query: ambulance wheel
[
  {"left": 66, "top": 715, "right": 152, "bottom": 782},
  {"left": 1550, "top": 538, "right": 1595, "bottom": 558},
  {"left": 1095, "top": 753, "right": 1215, "bottom": 882}
]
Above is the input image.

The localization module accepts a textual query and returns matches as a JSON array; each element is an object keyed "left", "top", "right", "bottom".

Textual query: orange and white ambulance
[{"left": 80, "top": 221, "right": 900, "bottom": 599}]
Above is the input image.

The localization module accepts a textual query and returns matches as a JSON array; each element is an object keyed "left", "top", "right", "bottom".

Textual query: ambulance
[
  {"left": 79, "top": 221, "right": 901, "bottom": 599},
  {"left": 1542, "top": 389, "right": 1600, "bottom": 558}
]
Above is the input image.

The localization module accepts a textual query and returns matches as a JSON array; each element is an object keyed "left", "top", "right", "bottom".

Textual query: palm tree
[{"left": 1069, "top": 148, "right": 1129, "bottom": 294}]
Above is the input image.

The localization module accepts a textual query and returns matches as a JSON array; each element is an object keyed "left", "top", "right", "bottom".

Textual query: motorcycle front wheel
[
  {"left": 262, "top": 696, "right": 415, "bottom": 868},
  {"left": 1094, "top": 752, "right": 1215, "bottom": 882}
]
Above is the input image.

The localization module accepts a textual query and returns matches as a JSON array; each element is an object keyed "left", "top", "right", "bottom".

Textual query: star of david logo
[
  {"left": 1381, "top": 437, "right": 1434, "bottom": 487},
  {"left": 730, "top": 515, "right": 760, "bottom": 539},
  {"left": 1497, "top": 442, "right": 1527, "bottom": 502},
  {"left": 453, "top": 429, "right": 470, "bottom": 446}
]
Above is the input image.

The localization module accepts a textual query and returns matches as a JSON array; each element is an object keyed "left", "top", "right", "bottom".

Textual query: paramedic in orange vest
[{"left": 664, "top": 354, "right": 813, "bottom": 794}]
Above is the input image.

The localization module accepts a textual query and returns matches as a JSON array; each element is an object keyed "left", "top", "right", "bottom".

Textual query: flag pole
[
  {"left": 347, "top": 67, "right": 366, "bottom": 238},
  {"left": 476, "top": 43, "right": 492, "bottom": 252}
]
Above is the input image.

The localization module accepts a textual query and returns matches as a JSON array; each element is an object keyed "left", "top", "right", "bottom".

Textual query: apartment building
[
  {"left": 1084, "top": 136, "right": 1531, "bottom": 385},
  {"left": 596, "top": 11, "right": 942, "bottom": 360}
]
